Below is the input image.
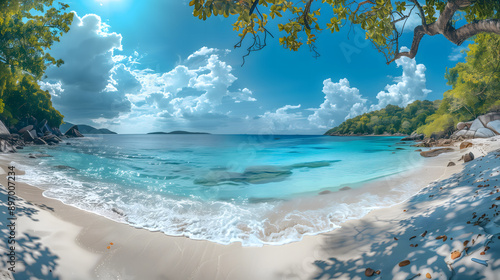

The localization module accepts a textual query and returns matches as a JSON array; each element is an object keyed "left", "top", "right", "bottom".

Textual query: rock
[
  {"left": 42, "top": 134, "right": 60, "bottom": 144},
  {"left": 470, "top": 119, "right": 485, "bottom": 131},
  {"left": 318, "top": 190, "right": 331, "bottom": 195},
  {"left": 460, "top": 141, "right": 473, "bottom": 149},
  {"left": 457, "top": 122, "right": 467, "bottom": 130},
  {"left": 437, "top": 139, "right": 452, "bottom": 146},
  {"left": 415, "top": 149, "right": 422, "bottom": 152},
  {"left": 478, "top": 112, "right": 500, "bottom": 125},
  {"left": 465, "top": 130, "right": 476, "bottom": 138},
  {"left": 29, "top": 153, "right": 52, "bottom": 158},
  {"left": 447, "top": 162, "right": 456, "bottom": 167},
  {"left": 29, "top": 155, "right": 37, "bottom": 159},
  {"left": 51, "top": 127, "right": 63, "bottom": 137},
  {"left": 426, "top": 272, "right": 432, "bottom": 279},
  {"left": 22, "top": 130, "right": 37, "bottom": 142},
  {"left": 38, "top": 119, "right": 52, "bottom": 135},
  {"left": 0, "top": 139, "right": 16, "bottom": 153},
  {"left": 452, "top": 130, "right": 468, "bottom": 138},
  {"left": 18, "top": 125, "right": 34, "bottom": 134},
  {"left": 365, "top": 268, "right": 375, "bottom": 277},
  {"left": 64, "top": 125, "right": 84, "bottom": 137},
  {"left": 420, "top": 148, "right": 454, "bottom": 157},
  {"left": 34, "top": 138, "right": 48, "bottom": 145},
  {"left": 464, "top": 152, "right": 474, "bottom": 162},
  {"left": 486, "top": 120, "right": 500, "bottom": 135},
  {"left": 339, "top": 186, "right": 351, "bottom": 191},
  {"left": 401, "top": 134, "right": 424, "bottom": 141},
  {"left": 54, "top": 165, "right": 77, "bottom": 171},
  {"left": 0, "top": 120, "right": 10, "bottom": 138},
  {"left": 474, "top": 128, "right": 496, "bottom": 138}
]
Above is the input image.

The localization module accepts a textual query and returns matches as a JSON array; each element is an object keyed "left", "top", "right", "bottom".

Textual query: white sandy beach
[{"left": 1, "top": 137, "right": 500, "bottom": 280}]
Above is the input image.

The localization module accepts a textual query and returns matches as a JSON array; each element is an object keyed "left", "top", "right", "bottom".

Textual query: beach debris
[
  {"left": 409, "top": 236, "right": 416, "bottom": 240},
  {"left": 107, "top": 242, "right": 115, "bottom": 250},
  {"left": 451, "top": 251, "right": 461, "bottom": 260},
  {"left": 365, "top": 268, "right": 375, "bottom": 277},
  {"left": 471, "top": 258, "right": 488, "bottom": 266},
  {"left": 421, "top": 231, "right": 428, "bottom": 237},
  {"left": 399, "top": 260, "right": 411, "bottom": 267},
  {"left": 107, "top": 246, "right": 111, "bottom": 249},
  {"left": 408, "top": 273, "right": 421, "bottom": 280},
  {"left": 436, "top": 235, "right": 448, "bottom": 242},
  {"left": 426, "top": 272, "right": 432, "bottom": 279}
]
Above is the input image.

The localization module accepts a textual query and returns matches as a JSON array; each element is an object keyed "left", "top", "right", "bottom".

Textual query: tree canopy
[
  {"left": 416, "top": 33, "right": 500, "bottom": 136},
  {"left": 325, "top": 100, "right": 438, "bottom": 135},
  {"left": 327, "top": 33, "right": 500, "bottom": 137},
  {"left": 190, "top": 0, "right": 500, "bottom": 64},
  {"left": 0, "top": 0, "right": 73, "bottom": 127}
]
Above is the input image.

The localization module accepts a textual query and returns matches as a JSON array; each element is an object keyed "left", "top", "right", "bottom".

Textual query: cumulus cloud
[
  {"left": 307, "top": 78, "right": 368, "bottom": 129},
  {"left": 370, "top": 47, "right": 431, "bottom": 111},
  {"left": 42, "top": 13, "right": 133, "bottom": 122},
  {"left": 255, "top": 105, "right": 308, "bottom": 133}
]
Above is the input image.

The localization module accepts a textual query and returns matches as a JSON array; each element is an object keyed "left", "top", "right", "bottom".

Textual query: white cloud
[
  {"left": 42, "top": 13, "right": 132, "bottom": 122},
  {"left": 307, "top": 78, "right": 368, "bottom": 129},
  {"left": 370, "top": 47, "right": 431, "bottom": 110},
  {"left": 395, "top": 6, "right": 440, "bottom": 32},
  {"left": 256, "top": 105, "right": 308, "bottom": 133},
  {"left": 188, "top": 46, "right": 220, "bottom": 60}
]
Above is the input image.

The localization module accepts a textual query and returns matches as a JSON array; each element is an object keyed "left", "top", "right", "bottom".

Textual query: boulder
[
  {"left": 469, "top": 119, "right": 484, "bottom": 131},
  {"left": 420, "top": 148, "right": 454, "bottom": 157},
  {"left": 478, "top": 112, "right": 500, "bottom": 125},
  {"left": 447, "top": 162, "right": 456, "bottom": 167},
  {"left": 18, "top": 125, "right": 34, "bottom": 134},
  {"left": 486, "top": 120, "right": 500, "bottom": 135},
  {"left": 401, "top": 134, "right": 424, "bottom": 141},
  {"left": 465, "top": 130, "right": 476, "bottom": 138},
  {"left": 457, "top": 122, "right": 467, "bottom": 130},
  {"left": 464, "top": 152, "right": 474, "bottom": 163},
  {"left": 460, "top": 141, "right": 473, "bottom": 149},
  {"left": 64, "top": 125, "right": 84, "bottom": 137},
  {"left": 0, "top": 139, "right": 16, "bottom": 153},
  {"left": 42, "top": 134, "right": 60, "bottom": 144},
  {"left": 51, "top": 127, "right": 63, "bottom": 137},
  {"left": 474, "top": 127, "right": 496, "bottom": 138},
  {"left": 34, "top": 138, "right": 48, "bottom": 145},
  {"left": 436, "top": 139, "right": 453, "bottom": 146},
  {"left": 22, "top": 130, "right": 37, "bottom": 142},
  {"left": 0, "top": 120, "right": 10, "bottom": 138},
  {"left": 38, "top": 119, "right": 52, "bottom": 135},
  {"left": 452, "top": 130, "right": 467, "bottom": 138}
]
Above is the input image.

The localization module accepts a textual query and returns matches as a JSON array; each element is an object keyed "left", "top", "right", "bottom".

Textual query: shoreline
[{"left": 1, "top": 137, "right": 499, "bottom": 279}]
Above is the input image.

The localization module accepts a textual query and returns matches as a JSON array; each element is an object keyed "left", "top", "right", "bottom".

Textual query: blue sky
[{"left": 39, "top": 0, "right": 470, "bottom": 134}]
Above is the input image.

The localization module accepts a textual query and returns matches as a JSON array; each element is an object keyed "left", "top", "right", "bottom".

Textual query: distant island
[
  {"left": 60, "top": 122, "right": 117, "bottom": 135},
  {"left": 147, "top": 131, "right": 210, "bottom": 135}
]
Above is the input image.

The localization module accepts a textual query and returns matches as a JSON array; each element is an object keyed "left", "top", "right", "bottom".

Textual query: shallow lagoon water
[{"left": 13, "top": 134, "right": 424, "bottom": 246}]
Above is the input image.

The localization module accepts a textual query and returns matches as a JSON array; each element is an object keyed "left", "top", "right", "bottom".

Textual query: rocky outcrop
[
  {"left": 452, "top": 112, "right": 500, "bottom": 139},
  {"left": 64, "top": 125, "right": 84, "bottom": 138},
  {"left": 0, "top": 120, "right": 10, "bottom": 138},
  {"left": 420, "top": 148, "right": 454, "bottom": 157},
  {"left": 401, "top": 133, "right": 424, "bottom": 141},
  {"left": 0, "top": 139, "right": 16, "bottom": 153}
]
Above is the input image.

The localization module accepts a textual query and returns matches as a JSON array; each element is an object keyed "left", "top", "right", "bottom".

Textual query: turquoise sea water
[{"left": 13, "top": 134, "right": 424, "bottom": 246}]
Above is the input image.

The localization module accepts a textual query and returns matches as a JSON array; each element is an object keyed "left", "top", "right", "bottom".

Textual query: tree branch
[{"left": 387, "top": 0, "right": 498, "bottom": 64}]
